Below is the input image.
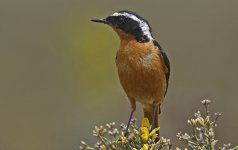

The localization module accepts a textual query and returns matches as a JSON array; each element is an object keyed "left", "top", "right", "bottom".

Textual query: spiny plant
[
  {"left": 176, "top": 99, "right": 238, "bottom": 150},
  {"left": 80, "top": 118, "right": 171, "bottom": 150},
  {"left": 80, "top": 100, "right": 238, "bottom": 150}
]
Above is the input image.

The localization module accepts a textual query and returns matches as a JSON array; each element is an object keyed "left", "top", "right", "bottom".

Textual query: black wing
[{"left": 153, "top": 40, "right": 170, "bottom": 96}]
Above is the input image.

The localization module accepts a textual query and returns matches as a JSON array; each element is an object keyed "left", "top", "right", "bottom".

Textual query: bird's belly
[{"left": 117, "top": 61, "right": 166, "bottom": 105}]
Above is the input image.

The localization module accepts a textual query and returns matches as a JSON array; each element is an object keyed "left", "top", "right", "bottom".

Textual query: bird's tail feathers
[{"left": 143, "top": 105, "right": 159, "bottom": 129}]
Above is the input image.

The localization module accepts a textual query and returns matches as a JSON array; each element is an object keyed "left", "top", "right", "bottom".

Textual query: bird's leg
[
  {"left": 159, "top": 104, "right": 161, "bottom": 114},
  {"left": 124, "top": 98, "right": 136, "bottom": 137},
  {"left": 124, "top": 110, "right": 134, "bottom": 137},
  {"left": 151, "top": 102, "right": 158, "bottom": 130}
]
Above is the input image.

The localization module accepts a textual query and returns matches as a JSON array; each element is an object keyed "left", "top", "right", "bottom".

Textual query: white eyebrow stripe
[{"left": 112, "top": 12, "right": 154, "bottom": 41}]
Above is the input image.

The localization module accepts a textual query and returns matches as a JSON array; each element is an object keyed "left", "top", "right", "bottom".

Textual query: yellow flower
[
  {"left": 141, "top": 118, "right": 150, "bottom": 128},
  {"left": 184, "top": 148, "right": 188, "bottom": 150},
  {"left": 93, "top": 126, "right": 107, "bottom": 136},
  {"left": 128, "top": 133, "right": 134, "bottom": 140},
  {"left": 119, "top": 132, "right": 127, "bottom": 143},
  {"left": 204, "top": 116, "right": 209, "bottom": 124},
  {"left": 132, "top": 148, "right": 137, "bottom": 150},
  {"left": 141, "top": 127, "right": 149, "bottom": 141},
  {"left": 140, "top": 144, "right": 149, "bottom": 150},
  {"left": 188, "top": 119, "right": 197, "bottom": 127},
  {"left": 149, "top": 127, "right": 160, "bottom": 140},
  {"left": 100, "top": 145, "right": 106, "bottom": 150},
  {"left": 140, "top": 118, "right": 160, "bottom": 141},
  {"left": 133, "top": 128, "right": 140, "bottom": 135},
  {"left": 196, "top": 117, "right": 205, "bottom": 126},
  {"left": 149, "top": 145, "right": 154, "bottom": 150}
]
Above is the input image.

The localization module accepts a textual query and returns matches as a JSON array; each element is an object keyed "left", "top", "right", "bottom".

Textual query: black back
[{"left": 153, "top": 40, "right": 170, "bottom": 95}]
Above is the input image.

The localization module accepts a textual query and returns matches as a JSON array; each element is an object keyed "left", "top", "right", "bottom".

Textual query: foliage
[
  {"left": 80, "top": 118, "right": 171, "bottom": 150},
  {"left": 80, "top": 100, "right": 238, "bottom": 150},
  {"left": 176, "top": 99, "right": 238, "bottom": 150}
]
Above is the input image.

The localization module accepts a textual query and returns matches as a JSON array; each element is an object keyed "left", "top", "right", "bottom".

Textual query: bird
[{"left": 91, "top": 10, "right": 170, "bottom": 137}]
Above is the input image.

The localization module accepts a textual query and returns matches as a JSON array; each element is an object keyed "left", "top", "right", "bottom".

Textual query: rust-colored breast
[{"left": 116, "top": 39, "right": 167, "bottom": 106}]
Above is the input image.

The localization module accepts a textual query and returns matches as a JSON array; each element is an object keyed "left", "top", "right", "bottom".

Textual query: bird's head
[{"left": 91, "top": 10, "right": 154, "bottom": 43}]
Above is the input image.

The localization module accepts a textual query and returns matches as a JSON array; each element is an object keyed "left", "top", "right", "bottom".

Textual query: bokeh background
[{"left": 1, "top": 0, "right": 238, "bottom": 150}]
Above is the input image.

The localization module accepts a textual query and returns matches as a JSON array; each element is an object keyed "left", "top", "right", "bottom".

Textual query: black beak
[{"left": 91, "top": 18, "right": 108, "bottom": 24}]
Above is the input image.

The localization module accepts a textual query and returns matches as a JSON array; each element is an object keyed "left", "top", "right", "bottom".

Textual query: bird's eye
[{"left": 117, "top": 17, "right": 125, "bottom": 25}]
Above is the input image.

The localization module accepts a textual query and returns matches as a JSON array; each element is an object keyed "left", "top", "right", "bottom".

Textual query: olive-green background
[{"left": 0, "top": 0, "right": 238, "bottom": 150}]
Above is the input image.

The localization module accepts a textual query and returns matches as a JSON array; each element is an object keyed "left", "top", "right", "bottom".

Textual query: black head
[{"left": 91, "top": 10, "right": 154, "bottom": 43}]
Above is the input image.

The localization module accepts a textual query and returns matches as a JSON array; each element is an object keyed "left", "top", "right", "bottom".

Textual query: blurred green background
[{"left": 0, "top": 0, "right": 238, "bottom": 150}]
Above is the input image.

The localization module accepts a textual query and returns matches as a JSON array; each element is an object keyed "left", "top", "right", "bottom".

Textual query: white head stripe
[{"left": 112, "top": 12, "right": 153, "bottom": 40}]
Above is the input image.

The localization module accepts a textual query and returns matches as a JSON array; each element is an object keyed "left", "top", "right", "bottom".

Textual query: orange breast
[{"left": 116, "top": 39, "right": 167, "bottom": 105}]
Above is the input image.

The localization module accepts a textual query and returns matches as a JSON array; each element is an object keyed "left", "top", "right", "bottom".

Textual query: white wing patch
[{"left": 112, "top": 12, "right": 154, "bottom": 41}]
